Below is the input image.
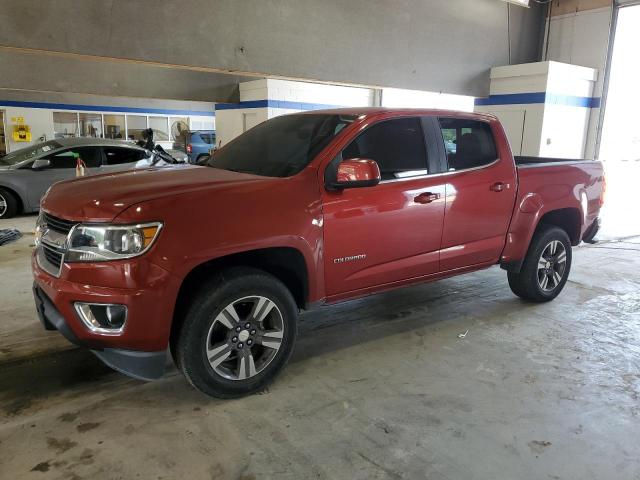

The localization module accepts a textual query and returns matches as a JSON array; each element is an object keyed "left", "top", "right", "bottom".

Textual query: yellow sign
[
  {"left": 12, "top": 124, "right": 32, "bottom": 142},
  {"left": 11, "top": 116, "right": 25, "bottom": 124}
]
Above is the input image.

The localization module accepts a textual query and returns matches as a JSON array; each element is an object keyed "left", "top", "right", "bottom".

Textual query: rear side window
[
  {"left": 197, "top": 133, "right": 215, "bottom": 144},
  {"left": 342, "top": 118, "right": 428, "bottom": 180},
  {"left": 438, "top": 118, "right": 497, "bottom": 171},
  {"left": 103, "top": 147, "right": 146, "bottom": 165},
  {"left": 46, "top": 147, "right": 101, "bottom": 169}
]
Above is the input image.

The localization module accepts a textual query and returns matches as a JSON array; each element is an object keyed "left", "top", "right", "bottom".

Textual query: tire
[
  {"left": 0, "top": 188, "right": 19, "bottom": 219},
  {"left": 174, "top": 267, "right": 298, "bottom": 398},
  {"left": 195, "top": 154, "right": 210, "bottom": 166},
  {"left": 507, "top": 225, "right": 572, "bottom": 303}
]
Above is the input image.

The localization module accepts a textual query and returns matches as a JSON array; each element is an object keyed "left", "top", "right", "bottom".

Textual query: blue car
[{"left": 185, "top": 130, "right": 216, "bottom": 164}]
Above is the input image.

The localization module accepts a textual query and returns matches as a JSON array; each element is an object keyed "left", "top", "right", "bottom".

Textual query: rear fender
[{"left": 500, "top": 193, "right": 582, "bottom": 272}]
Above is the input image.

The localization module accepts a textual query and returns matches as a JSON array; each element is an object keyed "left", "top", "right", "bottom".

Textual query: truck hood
[{"left": 42, "top": 165, "right": 269, "bottom": 222}]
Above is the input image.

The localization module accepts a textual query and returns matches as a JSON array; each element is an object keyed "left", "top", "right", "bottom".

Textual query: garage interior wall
[
  {"left": 542, "top": 0, "right": 614, "bottom": 158},
  {"left": 0, "top": 0, "right": 545, "bottom": 98}
]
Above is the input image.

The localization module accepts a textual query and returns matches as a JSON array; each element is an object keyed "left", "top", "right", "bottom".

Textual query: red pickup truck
[{"left": 32, "top": 108, "right": 605, "bottom": 397}]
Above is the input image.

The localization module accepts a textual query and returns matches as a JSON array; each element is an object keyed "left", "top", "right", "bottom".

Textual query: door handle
[
  {"left": 490, "top": 182, "right": 509, "bottom": 192},
  {"left": 414, "top": 192, "right": 441, "bottom": 204}
]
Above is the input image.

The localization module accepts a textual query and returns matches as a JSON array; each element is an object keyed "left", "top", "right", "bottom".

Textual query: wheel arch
[
  {"left": 501, "top": 206, "right": 582, "bottom": 273},
  {"left": 537, "top": 207, "right": 582, "bottom": 246},
  {"left": 171, "top": 247, "right": 309, "bottom": 346}
]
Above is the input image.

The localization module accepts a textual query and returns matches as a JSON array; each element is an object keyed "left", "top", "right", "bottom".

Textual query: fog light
[{"left": 74, "top": 303, "right": 127, "bottom": 334}]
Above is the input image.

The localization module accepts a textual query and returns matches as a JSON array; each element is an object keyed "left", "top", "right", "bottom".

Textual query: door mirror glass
[
  {"left": 328, "top": 158, "right": 381, "bottom": 190},
  {"left": 31, "top": 158, "right": 51, "bottom": 170}
]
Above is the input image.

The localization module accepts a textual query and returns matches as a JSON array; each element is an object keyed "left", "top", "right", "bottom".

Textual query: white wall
[
  {"left": 544, "top": 5, "right": 613, "bottom": 158},
  {"left": 216, "top": 79, "right": 375, "bottom": 146},
  {"left": 215, "top": 108, "right": 268, "bottom": 148},
  {"left": 475, "top": 61, "right": 597, "bottom": 158},
  {"left": 381, "top": 89, "right": 475, "bottom": 112},
  {"left": 3, "top": 107, "right": 54, "bottom": 152},
  {"left": 264, "top": 79, "right": 374, "bottom": 107}
]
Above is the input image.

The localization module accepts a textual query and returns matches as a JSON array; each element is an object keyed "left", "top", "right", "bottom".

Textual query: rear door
[
  {"left": 322, "top": 116, "right": 447, "bottom": 297},
  {"left": 437, "top": 117, "right": 517, "bottom": 271},
  {"left": 26, "top": 146, "right": 102, "bottom": 207}
]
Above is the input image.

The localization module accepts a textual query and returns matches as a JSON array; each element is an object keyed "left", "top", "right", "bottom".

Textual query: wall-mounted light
[{"left": 501, "top": 0, "right": 530, "bottom": 7}]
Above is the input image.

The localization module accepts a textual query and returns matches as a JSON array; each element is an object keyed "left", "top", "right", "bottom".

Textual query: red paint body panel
[{"left": 33, "top": 108, "right": 604, "bottom": 354}]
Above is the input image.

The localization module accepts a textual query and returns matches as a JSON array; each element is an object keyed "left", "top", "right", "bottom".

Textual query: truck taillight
[{"left": 186, "top": 144, "right": 192, "bottom": 154}]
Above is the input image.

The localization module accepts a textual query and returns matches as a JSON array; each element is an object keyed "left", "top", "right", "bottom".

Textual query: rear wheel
[
  {"left": 508, "top": 225, "right": 572, "bottom": 302},
  {"left": 174, "top": 267, "right": 298, "bottom": 398},
  {"left": 0, "top": 188, "right": 19, "bottom": 219}
]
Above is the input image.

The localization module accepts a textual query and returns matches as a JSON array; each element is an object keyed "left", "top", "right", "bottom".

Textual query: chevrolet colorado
[{"left": 32, "top": 108, "right": 605, "bottom": 398}]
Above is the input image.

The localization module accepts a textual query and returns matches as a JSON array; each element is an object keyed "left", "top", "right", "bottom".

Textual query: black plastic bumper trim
[
  {"left": 33, "top": 284, "right": 82, "bottom": 346},
  {"left": 33, "top": 283, "right": 167, "bottom": 381},
  {"left": 92, "top": 348, "right": 167, "bottom": 381}
]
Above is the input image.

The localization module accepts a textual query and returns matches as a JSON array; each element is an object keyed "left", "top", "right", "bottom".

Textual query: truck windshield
[
  {"left": 0, "top": 140, "right": 62, "bottom": 166},
  {"left": 207, "top": 114, "right": 356, "bottom": 177}
]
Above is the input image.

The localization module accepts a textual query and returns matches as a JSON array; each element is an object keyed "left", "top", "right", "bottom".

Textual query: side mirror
[
  {"left": 32, "top": 159, "right": 51, "bottom": 170},
  {"left": 328, "top": 158, "right": 381, "bottom": 190}
]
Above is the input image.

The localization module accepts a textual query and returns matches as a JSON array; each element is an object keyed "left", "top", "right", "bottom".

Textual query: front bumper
[
  {"left": 33, "top": 284, "right": 167, "bottom": 380},
  {"left": 32, "top": 251, "right": 180, "bottom": 380}
]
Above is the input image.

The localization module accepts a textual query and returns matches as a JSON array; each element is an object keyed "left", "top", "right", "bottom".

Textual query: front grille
[
  {"left": 42, "top": 243, "right": 63, "bottom": 268},
  {"left": 43, "top": 213, "right": 76, "bottom": 235}
]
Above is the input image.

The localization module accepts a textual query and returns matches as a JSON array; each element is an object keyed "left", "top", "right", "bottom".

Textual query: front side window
[
  {"left": 46, "top": 147, "right": 101, "bottom": 169},
  {"left": 342, "top": 117, "right": 428, "bottom": 180},
  {"left": 438, "top": 118, "right": 497, "bottom": 171},
  {"left": 208, "top": 114, "right": 356, "bottom": 178},
  {"left": 103, "top": 147, "right": 146, "bottom": 165}
]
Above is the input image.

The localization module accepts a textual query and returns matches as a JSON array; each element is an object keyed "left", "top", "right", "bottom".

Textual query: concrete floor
[{"left": 1, "top": 214, "right": 640, "bottom": 480}]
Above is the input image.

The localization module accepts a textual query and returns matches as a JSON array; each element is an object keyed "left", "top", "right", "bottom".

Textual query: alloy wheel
[
  {"left": 0, "top": 193, "right": 7, "bottom": 217},
  {"left": 205, "top": 295, "right": 284, "bottom": 381},
  {"left": 537, "top": 240, "right": 567, "bottom": 292}
]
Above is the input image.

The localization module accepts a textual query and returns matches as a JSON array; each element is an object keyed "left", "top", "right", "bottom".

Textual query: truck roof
[{"left": 297, "top": 106, "right": 497, "bottom": 122}]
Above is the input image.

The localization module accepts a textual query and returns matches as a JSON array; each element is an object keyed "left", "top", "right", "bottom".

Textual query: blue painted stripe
[
  {"left": 545, "top": 93, "right": 601, "bottom": 108},
  {"left": 474, "top": 92, "right": 600, "bottom": 108},
  {"left": 474, "top": 92, "right": 546, "bottom": 106},
  {"left": 215, "top": 100, "right": 269, "bottom": 110},
  {"left": 0, "top": 99, "right": 215, "bottom": 117},
  {"left": 215, "top": 99, "right": 345, "bottom": 111}
]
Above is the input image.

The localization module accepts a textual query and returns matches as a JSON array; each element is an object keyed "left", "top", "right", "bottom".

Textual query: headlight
[
  {"left": 66, "top": 222, "right": 162, "bottom": 262},
  {"left": 34, "top": 213, "right": 45, "bottom": 247}
]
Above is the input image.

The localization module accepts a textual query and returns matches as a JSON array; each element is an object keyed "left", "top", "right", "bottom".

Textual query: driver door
[
  {"left": 27, "top": 146, "right": 102, "bottom": 207},
  {"left": 321, "top": 116, "right": 446, "bottom": 299}
]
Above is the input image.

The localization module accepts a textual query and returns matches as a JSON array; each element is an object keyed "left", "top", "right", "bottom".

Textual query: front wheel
[
  {"left": 0, "top": 188, "right": 19, "bottom": 219},
  {"left": 174, "top": 267, "right": 298, "bottom": 398},
  {"left": 508, "top": 225, "right": 572, "bottom": 302}
]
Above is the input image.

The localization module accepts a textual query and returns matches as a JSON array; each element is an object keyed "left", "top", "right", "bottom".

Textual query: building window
[
  {"left": 126, "top": 115, "right": 147, "bottom": 141},
  {"left": 53, "top": 112, "right": 78, "bottom": 139},
  {"left": 149, "top": 116, "right": 169, "bottom": 141},
  {"left": 103, "top": 114, "right": 125, "bottom": 139},
  {"left": 79, "top": 113, "right": 103, "bottom": 138},
  {"left": 190, "top": 116, "right": 215, "bottom": 131}
]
